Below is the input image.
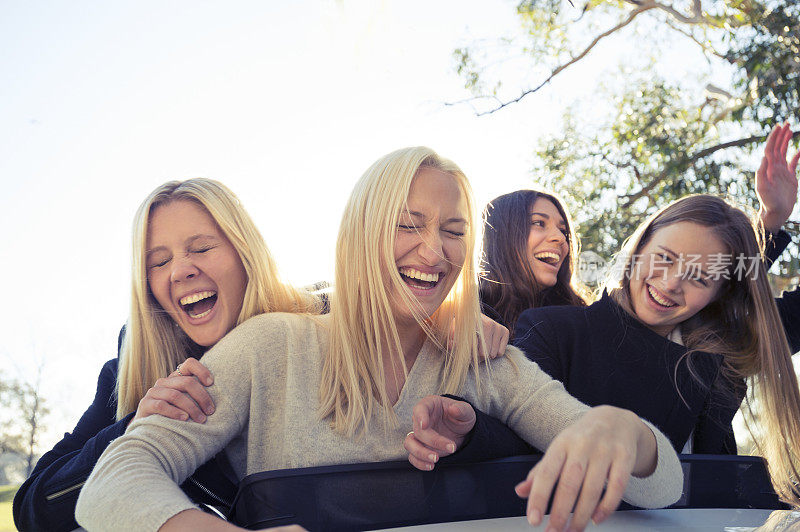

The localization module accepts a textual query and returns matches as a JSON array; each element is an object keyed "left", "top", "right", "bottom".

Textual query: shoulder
[{"left": 202, "top": 312, "right": 326, "bottom": 370}]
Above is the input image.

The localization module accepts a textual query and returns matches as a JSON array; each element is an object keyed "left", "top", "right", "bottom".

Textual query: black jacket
[
  {"left": 12, "top": 332, "right": 237, "bottom": 532},
  {"left": 456, "top": 230, "right": 798, "bottom": 459}
]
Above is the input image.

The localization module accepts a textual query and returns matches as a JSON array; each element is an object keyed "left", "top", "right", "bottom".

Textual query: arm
[
  {"left": 407, "top": 309, "right": 568, "bottom": 470},
  {"left": 404, "top": 395, "right": 533, "bottom": 470},
  {"left": 756, "top": 123, "right": 799, "bottom": 234},
  {"left": 485, "top": 349, "right": 682, "bottom": 514},
  {"left": 12, "top": 359, "right": 133, "bottom": 532},
  {"left": 74, "top": 319, "right": 265, "bottom": 532}
]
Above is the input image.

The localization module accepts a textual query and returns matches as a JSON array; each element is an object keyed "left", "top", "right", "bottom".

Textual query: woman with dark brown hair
[{"left": 480, "top": 190, "right": 587, "bottom": 334}]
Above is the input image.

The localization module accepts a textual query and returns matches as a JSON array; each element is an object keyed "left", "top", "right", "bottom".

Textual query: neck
[{"left": 392, "top": 317, "right": 427, "bottom": 367}]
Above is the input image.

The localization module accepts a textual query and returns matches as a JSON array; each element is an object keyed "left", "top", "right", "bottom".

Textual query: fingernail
[
  {"left": 447, "top": 443, "right": 456, "bottom": 453},
  {"left": 205, "top": 377, "right": 213, "bottom": 385},
  {"left": 426, "top": 463, "right": 433, "bottom": 471},
  {"left": 592, "top": 510, "right": 604, "bottom": 524},
  {"left": 528, "top": 509, "right": 541, "bottom": 525},
  {"left": 428, "top": 453, "right": 437, "bottom": 462},
  {"left": 198, "top": 415, "right": 207, "bottom": 423},
  {"left": 206, "top": 406, "right": 215, "bottom": 415},
  {"left": 179, "top": 414, "right": 188, "bottom": 421}
]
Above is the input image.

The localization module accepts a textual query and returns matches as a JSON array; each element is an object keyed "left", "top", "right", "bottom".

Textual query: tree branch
[
  {"left": 620, "top": 133, "right": 778, "bottom": 207},
  {"left": 469, "top": 4, "right": 655, "bottom": 115}
]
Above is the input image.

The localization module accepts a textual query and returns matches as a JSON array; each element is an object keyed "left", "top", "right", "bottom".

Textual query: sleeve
[
  {"left": 476, "top": 348, "right": 683, "bottom": 509},
  {"left": 776, "top": 285, "right": 800, "bottom": 354},
  {"left": 691, "top": 375, "right": 742, "bottom": 455},
  {"left": 12, "top": 359, "right": 134, "bottom": 532},
  {"left": 437, "top": 395, "right": 534, "bottom": 466},
  {"left": 764, "top": 229, "right": 791, "bottom": 268},
  {"left": 512, "top": 309, "right": 566, "bottom": 381},
  {"left": 74, "top": 320, "right": 263, "bottom": 532}
]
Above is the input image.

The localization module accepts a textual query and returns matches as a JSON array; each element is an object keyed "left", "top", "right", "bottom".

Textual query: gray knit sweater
[{"left": 75, "top": 312, "right": 683, "bottom": 531}]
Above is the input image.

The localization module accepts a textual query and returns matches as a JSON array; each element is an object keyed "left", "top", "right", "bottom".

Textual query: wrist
[
  {"left": 633, "top": 418, "right": 657, "bottom": 478},
  {"left": 759, "top": 207, "right": 786, "bottom": 234}
]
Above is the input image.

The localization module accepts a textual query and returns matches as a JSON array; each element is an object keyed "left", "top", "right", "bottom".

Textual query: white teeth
[
  {"left": 399, "top": 267, "right": 441, "bottom": 283},
  {"left": 180, "top": 291, "right": 216, "bottom": 306},
  {"left": 648, "top": 285, "right": 676, "bottom": 307},
  {"left": 534, "top": 251, "right": 561, "bottom": 263}
]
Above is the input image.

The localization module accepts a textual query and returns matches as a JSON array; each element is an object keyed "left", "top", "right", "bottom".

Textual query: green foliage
[{"left": 454, "top": 0, "right": 800, "bottom": 274}]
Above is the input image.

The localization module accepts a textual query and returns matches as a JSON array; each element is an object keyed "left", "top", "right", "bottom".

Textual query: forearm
[
  {"left": 160, "top": 509, "right": 240, "bottom": 531},
  {"left": 75, "top": 420, "right": 208, "bottom": 532}
]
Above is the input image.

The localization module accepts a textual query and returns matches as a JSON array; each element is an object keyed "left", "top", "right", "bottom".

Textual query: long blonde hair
[
  {"left": 117, "top": 178, "right": 318, "bottom": 419},
  {"left": 319, "top": 147, "right": 485, "bottom": 436},
  {"left": 607, "top": 194, "right": 800, "bottom": 506}
]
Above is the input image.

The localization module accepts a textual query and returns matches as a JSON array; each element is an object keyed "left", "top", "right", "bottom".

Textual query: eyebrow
[
  {"left": 658, "top": 246, "right": 711, "bottom": 279},
  {"left": 146, "top": 234, "right": 219, "bottom": 255},
  {"left": 530, "top": 212, "right": 567, "bottom": 227},
  {"left": 406, "top": 211, "right": 468, "bottom": 225}
]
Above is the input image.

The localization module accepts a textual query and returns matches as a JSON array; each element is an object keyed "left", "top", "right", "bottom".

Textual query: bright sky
[{"left": 1, "top": 1, "right": 714, "bottom": 451}]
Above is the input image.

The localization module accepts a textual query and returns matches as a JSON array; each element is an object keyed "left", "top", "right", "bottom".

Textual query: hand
[
  {"left": 757, "top": 123, "right": 799, "bottom": 233},
  {"left": 404, "top": 395, "right": 476, "bottom": 471},
  {"left": 131, "top": 357, "right": 215, "bottom": 424},
  {"left": 448, "top": 314, "right": 510, "bottom": 361},
  {"left": 514, "top": 405, "right": 657, "bottom": 532}
]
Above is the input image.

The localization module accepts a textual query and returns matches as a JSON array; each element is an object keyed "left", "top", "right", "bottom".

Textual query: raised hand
[
  {"left": 131, "top": 357, "right": 215, "bottom": 425},
  {"left": 514, "top": 405, "right": 657, "bottom": 532},
  {"left": 757, "top": 123, "right": 800, "bottom": 233},
  {"left": 404, "top": 395, "right": 477, "bottom": 471}
]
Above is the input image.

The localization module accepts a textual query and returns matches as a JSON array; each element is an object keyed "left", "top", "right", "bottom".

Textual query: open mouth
[
  {"left": 179, "top": 290, "right": 218, "bottom": 319},
  {"left": 533, "top": 251, "right": 561, "bottom": 266},
  {"left": 399, "top": 267, "right": 442, "bottom": 291},
  {"left": 647, "top": 285, "right": 676, "bottom": 309}
]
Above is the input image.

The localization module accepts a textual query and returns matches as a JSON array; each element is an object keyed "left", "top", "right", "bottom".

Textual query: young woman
[
  {"left": 480, "top": 189, "right": 587, "bottom": 333},
  {"left": 13, "top": 178, "right": 318, "bottom": 532},
  {"left": 461, "top": 125, "right": 800, "bottom": 506},
  {"left": 74, "top": 147, "right": 683, "bottom": 532}
]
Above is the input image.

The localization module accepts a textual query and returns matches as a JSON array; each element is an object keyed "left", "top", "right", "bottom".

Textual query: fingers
[
  {"left": 478, "top": 314, "right": 509, "bottom": 360},
  {"left": 403, "top": 432, "right": 439, "bottom": 471},
  {"left": 779, "top": 124, "right": 791, "bottom": 161},
  {"left": 520, "top": 445, "right": 566, "bottom": 527},
  {"left": 175, "top": 357, "right": 214, "bottom": 386},
  {"left": 161, "top": 375, "right": 216, "bottom": 417},
  {"left": 412, "top": 396, "right": 435, "bottom": 432},
  {"left": 445, "top": 400, "right": 475, "bottom": 425},
  {"left": 548, "top": 454, "right": 591, "bottom": 531},
  {"left": 570, "top": 457, "right": 611, "bottom": 530},
  {"left": 143, "top": 383, "right": 208, "bottom": 422},
  {"left": 593, "top": 453, "right": 632, "bottom": 524}
]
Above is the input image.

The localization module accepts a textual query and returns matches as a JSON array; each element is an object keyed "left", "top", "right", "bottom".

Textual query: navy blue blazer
[
  {"left": 12, "top": 330, "right": 236, "bottom": 532},
  {"left": 456, "top": 230, "right": 798, "bottom": 459}
]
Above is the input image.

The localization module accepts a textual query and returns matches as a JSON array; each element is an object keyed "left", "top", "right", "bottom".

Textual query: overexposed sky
[{"left": 1, "top": 0, "right": 715, "bottom": 450}]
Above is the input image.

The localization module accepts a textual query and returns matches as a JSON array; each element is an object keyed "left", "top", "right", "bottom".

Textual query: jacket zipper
[
  {"left": 188, "top": 476, "right": 233, "bottom": 508},
  {"left": 45, "top": 482, "right": 85, "bottom": 501}
]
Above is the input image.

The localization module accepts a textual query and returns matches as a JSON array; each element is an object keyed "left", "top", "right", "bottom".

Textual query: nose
[
  {"left": 548, "top": 227, "right": 567, "bottom": 245},
  {"left": 417, "top": 230, "right": 444, "bottom": 265},
  {"left": 169, "top": 255, "right": 200, "bottom": 283},
  {"left": 663, "top": 272, "right": 683, "bottom": 292}
]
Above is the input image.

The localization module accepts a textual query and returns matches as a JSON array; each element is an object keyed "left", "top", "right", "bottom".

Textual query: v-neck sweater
[{"left": 76, "top": 312, "right": 683, "bottom": 532}]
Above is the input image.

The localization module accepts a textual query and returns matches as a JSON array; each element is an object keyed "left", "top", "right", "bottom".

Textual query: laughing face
[
  {"left": 629, "top": 221, "right": 727, "bottom": 337},
  {"left": 145, "top": 200, "right": 248, "bottom": 346},
  {"left": 527, "top": 198, "right": 569, "bottom": 288},
  {"left": 393, "top": 167, "right": 468, "bottom": 325}
]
